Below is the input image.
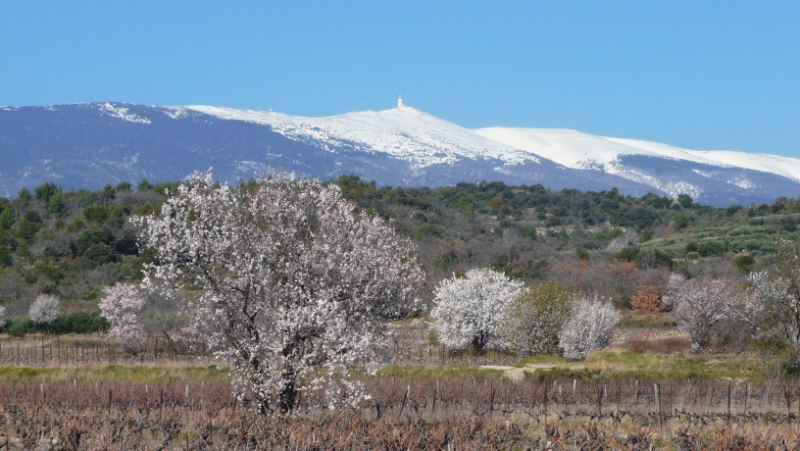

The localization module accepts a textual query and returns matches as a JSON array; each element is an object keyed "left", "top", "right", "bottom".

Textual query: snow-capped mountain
[
  {"left": 1, "top": 101, "right": 799, "bottom": 206},
  {"left": 186, "top": 105, "right": 541, "bottom": 168},
  {"left": 475, "top": 127, "right": 800, "bottom": 198}
]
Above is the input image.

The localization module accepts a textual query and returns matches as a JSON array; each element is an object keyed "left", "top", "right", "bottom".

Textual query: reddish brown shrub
[
  {"left": 649, "top": 336, "right": 691, "bottom": 354},
  {"left": 631, "top": 285, "right": 670, "bottom": 312},
  {"left": 626, "top": 336, "right": 648, "bottom": 354}
]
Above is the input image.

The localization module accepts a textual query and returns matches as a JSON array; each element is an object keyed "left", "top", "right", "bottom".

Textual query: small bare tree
[
  {"left": 431, "top": 268, "right": 524, "bottom": 353},
  {"left": 29, "top": 294, "right": 60, "bottom": 334},
  {"left": 559, "top": 294, "right": 619, "bottom": 360},
  {"left": 134, "top": 171, "right": 424, "bottom": 414},
  {"left": 672, "top": 278, "right": 737, "bottom": 352}
]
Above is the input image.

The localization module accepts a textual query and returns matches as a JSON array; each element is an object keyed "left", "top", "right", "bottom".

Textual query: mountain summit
[{"left": 1, "top": 102, "right": 799, "bottom": 206}]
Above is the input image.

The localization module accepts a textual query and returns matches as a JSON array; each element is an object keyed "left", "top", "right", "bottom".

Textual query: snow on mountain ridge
[
  {"left": 476, "top": 127, "right": 800, "bottom": 190},
  {"left": 476, "top": 128, "right": 718, "bottom": 169},
  {"left": 97, "top": 102, "right": 151, "bottom": 124},
  {"left": 185, "top": 104, "right": 800, "bottom": 192},
  {"left": 186, "top": 105, "right": 540, "bottom": 169},
  {"left": 686, "top": 150, "right": 800, "bottom": 184}
]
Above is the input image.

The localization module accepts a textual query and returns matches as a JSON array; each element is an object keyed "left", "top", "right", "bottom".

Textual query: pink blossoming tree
[
  {"left": 98, "top": 283, "right": 147, "bottom": 350},
  {"left": 133, "top": 171, "right": 424, "bottom": 414}
]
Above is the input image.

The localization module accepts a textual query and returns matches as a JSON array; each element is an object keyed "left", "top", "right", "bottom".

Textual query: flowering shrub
[{"left": 559, "top": 295, "right": 619, "bottom": 360}]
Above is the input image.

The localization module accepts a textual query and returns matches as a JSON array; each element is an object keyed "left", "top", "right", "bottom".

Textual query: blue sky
[{"left": 2, "top": 1, "right": 799, "bottom": 157}]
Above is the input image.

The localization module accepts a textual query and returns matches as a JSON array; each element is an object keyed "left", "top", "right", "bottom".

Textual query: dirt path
[{"left": 481, "top": 363, "right": 558, "bottom": 381}]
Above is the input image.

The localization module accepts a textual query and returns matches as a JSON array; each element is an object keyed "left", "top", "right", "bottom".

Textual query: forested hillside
[{"left": 0, "top": 174, "right": 798, "bottom": 322}]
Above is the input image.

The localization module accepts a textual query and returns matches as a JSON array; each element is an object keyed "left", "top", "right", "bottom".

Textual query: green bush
[
  {"left": 1, "top": 311, "right": 108, "bottom": 335},
  {"left": 0, "top": 246, "right": 12, "bottom": 267},
  {"left": 15, "top": 218, "right": 41, "bottom": 241},
  {"left": 615, "top": 246, "right": 641, "bottom": 263},
  {"left": 51, "top": 310, "right": 109, "bottom": 334},
  {"left": 678, "top": 194, "right": 693, "bottom": 208},
  {"left": 698, "top": 241, "right": 726, "bottom": 257},
  {"left": 47, "top": 195, "right": 67, "bottom": 216},
  {"left": 674, "top": 212, "right": 691, "bottom": 230},
  {"left": 734, "top": 254, "right": 755, "bottom": 274},
  {"left": 82, "top": 243, "right": 116, "bottom": 266},
  {"left": 575, "top": 247, "right": 590, "bottom": 261},
  {"left": 0, "top": 206, "right": 14, "bottom": 230},
  {"left": 5, "top": 317, "right": 35, "bottom": 337},
  {"left": 83, "top": 205, "right": 109, "bottom": 224},
  {"left": 607, "top": 228, "right": 624, "bottom": 240},
  {"left": 75, "top": 228, "right": 112, "bottom": 256},
  {"left": 779, "top": 216, "right": 798, "bottom": 232},
  {"left": 34, "top": 182, "right": 59, "bottom": 203}
]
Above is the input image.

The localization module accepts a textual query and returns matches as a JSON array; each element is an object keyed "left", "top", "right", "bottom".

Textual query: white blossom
[
  {"left": 133, "top": 170, "right": 424, "bottom": 414},
  {"left": 672, "top": 278, "right": 737, "bottom": 352},
  {"left": 0, "top": 306, "right": 6, "bottom": 329},
  {"left": 99, "top": 284, "right": 147, "bottom": 348},
  {"left": 29, "top": 294, "right": 60, "bottom": 327},
  {"left": 745, "top": 239, "right": 800, "bottom": 353},
  {"left": 748, "top": 269, "right": 800, "bottom": 349},
  {"left": 660, "top": 273, "right": 686, "bottom": 308},
  {"left": 558, "top": 294, "right": 619, "bottom": 360},
  {"left": 430, "top": 268, "right": 524, "bottom": 352}
]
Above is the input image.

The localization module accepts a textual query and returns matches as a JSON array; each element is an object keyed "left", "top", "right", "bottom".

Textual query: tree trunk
[
  {"left": 279, "top": 370, "right": 298, "bottom": 413},
  {"left": 472, "top": 331, "right": 488, "bottom": 354}
]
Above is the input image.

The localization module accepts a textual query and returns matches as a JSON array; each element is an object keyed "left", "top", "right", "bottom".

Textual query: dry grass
[{"left": 0, "top": 362, "right": 229, "bottom": 384}]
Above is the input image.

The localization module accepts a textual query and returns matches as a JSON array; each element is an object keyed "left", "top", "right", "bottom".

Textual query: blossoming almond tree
[
  {"left": 673, "top": 278, "right": 736, "bottom": 352},
  {"left": 431, "top": 268, "right": 524, "bottom": 352},
  {"left": 29, "top": 294, "right": 60, "bottom": 333},
  {"left": 558, "top": 294, "right": 619, "bottom": 360},
  {"left": 133, "top": 171, "right": 424, "bottom": 414},
  {"left": 747, "top": 239, "right": 800, "bottom": 356},
  {"left": 99, "top": 283, "right": 147, "bottom": 350}
]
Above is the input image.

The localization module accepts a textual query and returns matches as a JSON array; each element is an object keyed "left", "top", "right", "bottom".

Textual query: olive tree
[
  {"left": 133, "top": 171, "right": 423, "bottom": 414},
  {"left": 431, "top": 268, "right": 524, "bottom": 352},
  {"left": 506, "top": 282, "right": 573, "bottom": 356}
]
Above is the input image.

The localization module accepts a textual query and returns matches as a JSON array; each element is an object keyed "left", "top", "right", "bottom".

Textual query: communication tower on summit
[{"left": 397, "top": 95, "right": 403, "bottom": 109}]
